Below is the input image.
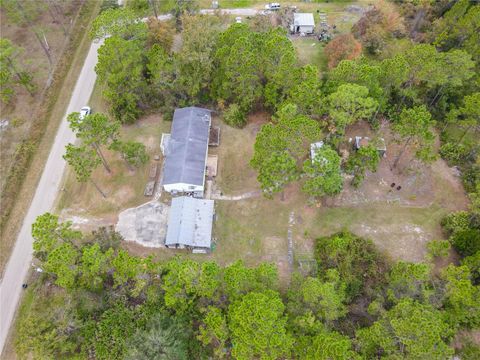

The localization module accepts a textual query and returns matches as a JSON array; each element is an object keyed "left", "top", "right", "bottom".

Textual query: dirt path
[{"left": 211, "top": 190, "right": 262, "bottom": 201}]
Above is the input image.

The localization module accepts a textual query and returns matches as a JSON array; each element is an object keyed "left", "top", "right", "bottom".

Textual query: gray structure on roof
[
  {"left": 162, "top": 107, "right": 211, "bottom": 188},
  {"left": 165, "top": 196, "right": 214, "bottom": 250}
]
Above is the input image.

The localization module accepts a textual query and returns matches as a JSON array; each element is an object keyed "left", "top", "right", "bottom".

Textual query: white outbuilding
[
  {"left": 291, "top": 13, "right": 315, "bottom": 35},
  {"left": 165, "top": 196, "right": 214, "bottom": 253}
]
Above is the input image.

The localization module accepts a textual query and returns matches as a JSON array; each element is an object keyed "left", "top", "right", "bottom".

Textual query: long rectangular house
[
  {"left": 162, "top": 107, "right": 211, "bottom": 197},
  {"left": 165, "top": 196, "right": 214, "bottom": 252}
]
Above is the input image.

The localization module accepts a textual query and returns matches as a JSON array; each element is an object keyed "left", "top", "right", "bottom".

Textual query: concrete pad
[{"left": 116, "top": 201, "right": 170, "bottom": 248}]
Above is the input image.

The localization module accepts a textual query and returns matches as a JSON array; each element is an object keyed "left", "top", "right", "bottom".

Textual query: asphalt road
[
  {"left": 0, "top": 7, "right": 260, "bottom": 353},
  {"left": 0, "top": 39, "right": 104, "bottom": 352}
]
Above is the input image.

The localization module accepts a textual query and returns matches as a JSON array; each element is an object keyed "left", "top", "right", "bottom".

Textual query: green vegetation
[
  {"left": 0, "top": 0, "right": 98, "bottom": 274},
  {"left": 345, "top": 144, "right": 380, "bottom": 187},
  {"left": 250, "top": 104, "right": 322, "bottom": 196},
  {"left": 303, "top": 145, "right": 343, "bottom": 198},
  {"left": 15, "top": 220, "right": 480, "bottom": 358},
  {"left": 64, "top": 111, "right": 149, "bottom": 196},
  {"left": 0, "top": 38, "right": 35, "bottom": 103},
  {"left": 11, "top": 1, "right": 480, "bottom": 358}
]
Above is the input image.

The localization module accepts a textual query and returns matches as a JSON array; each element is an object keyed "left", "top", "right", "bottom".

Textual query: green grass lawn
[{"left": 292, "top": 37, "right": 327, "bottom": 72}]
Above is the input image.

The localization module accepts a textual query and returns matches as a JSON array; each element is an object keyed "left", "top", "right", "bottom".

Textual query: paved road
[
  {"left": 0, "top": 39, "right": 104, "bottom": 353},
  {"left": 0, "top": 7, "right": 260, "bottom": 353}
]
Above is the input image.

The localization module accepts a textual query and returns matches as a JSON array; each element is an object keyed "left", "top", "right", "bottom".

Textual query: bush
[
  {"left": 100, "top": 0, "right": 119, "bottom": 13},
  {"left": 324, "top": 34, "right": 362, "bottom": 69},
  {"left": 126, "top": 0, "right": 149, "bottom": 14},
  {"left": 458, "top": 340, "right": 480, "bottom": 360},
  {"left": 462, "top": 251, "right": 480, "bottom": 285},
  {"left": 450, "top": 228, "right": 480, "bottom": 257},
  {"left": 441, "top": 211, "right": 471, "bottom": 236},
  {"left": 462, "top": 165, "right": 480, "bottom": 193},
  {"left": 315, "top": 231, "right": 389, "bottom": 301},
  {"left": 223, "top": 104, "right": 247, "bottom": 128},
  {"left": 427, "top": 240, "right": 451, "bottom": 259},
  {"left": 440, "top": 142, "right": 469, "bottom": 164}
]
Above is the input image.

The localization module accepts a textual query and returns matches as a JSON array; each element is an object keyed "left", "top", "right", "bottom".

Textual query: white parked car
[
  {"left": 235, "top": 16, "right": 242, "bottom": 23},
  {"left": 79, "top": 106, "right": 91, "bottom": 120},
  {"left": 265, "top": 2, "right": 281, "bottom": 11}
]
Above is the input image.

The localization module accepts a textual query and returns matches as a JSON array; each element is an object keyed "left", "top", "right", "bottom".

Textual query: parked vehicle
[
  {"left": 79, "top": 106, "right": 91, "bottom": 120},
  {"left": 265, "top": 3, "right": 281, "bottom": 11}
]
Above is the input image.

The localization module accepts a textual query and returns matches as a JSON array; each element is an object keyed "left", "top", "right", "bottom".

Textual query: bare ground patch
[{"left": 336, "top": 121, "right": 469, "bottom": 211}]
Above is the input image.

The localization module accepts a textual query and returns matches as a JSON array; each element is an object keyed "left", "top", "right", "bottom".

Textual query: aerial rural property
[{"left": 0, "top": 0, "right": 479, "bottom": 359}]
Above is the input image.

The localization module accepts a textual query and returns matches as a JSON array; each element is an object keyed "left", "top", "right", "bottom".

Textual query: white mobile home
[{"left": 162, "top": 107, "right": 211, "bottom": 197}]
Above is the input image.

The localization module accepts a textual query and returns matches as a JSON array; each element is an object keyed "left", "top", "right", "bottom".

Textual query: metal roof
[
  {"left": 165, "top": 197, "right": 214, "bottom": 248},
  {"left": 162, "top": 107, "right": 211, "bottom": 186},
  {"left": 294, "top": 13, "right": 315, "bottom": 27}
]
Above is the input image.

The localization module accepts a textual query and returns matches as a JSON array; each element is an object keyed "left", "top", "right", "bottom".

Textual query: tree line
[
  {"left": 87, "top": 4, "right": 478, "bottom": 200},
  {"left": 15, "top": 214, "right": 480, "bottom": 359}
]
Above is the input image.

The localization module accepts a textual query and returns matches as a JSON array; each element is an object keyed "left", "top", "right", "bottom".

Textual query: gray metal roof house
[
  {"left": 165, "top": 196, "right": 214, "bottom": 252},
  {"left": 162, "top": 107, "right": 211, "bottom": 195}
]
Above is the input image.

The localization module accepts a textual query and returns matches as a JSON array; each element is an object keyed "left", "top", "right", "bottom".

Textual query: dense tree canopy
[
  {"left": 20, "top": 216, "right": 480, "bottom": 359},
  {"left": 357, "top": 299, "right": 454, "bottom": 359},
  {"left": 302, "top": 146, "right": 343, "bottom": 198},
  {"left": 251, "top": 104, "right": 322, "bottom": 196},
  {"left": 96, "top": 36, "right": 146, "bottom": 123},
  {"left": 14, "top": 2, "right": 480, "bottom": 358},
  {"left": 228, "top": 290, "right": 293, "bottom": 360}
]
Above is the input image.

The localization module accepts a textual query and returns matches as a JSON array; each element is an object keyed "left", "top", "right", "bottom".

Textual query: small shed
[
  {"left": 165, "top": 196, "right": 214, "bottom": 252},
  {"left": 310, "top": 141, "right": 324, "bottom": 161},
  {"left": 291, "top": 13, "right": 315, "bottom": 34},
  {"left": 354, "top": 136, "right": 387, "bottom": 157}
]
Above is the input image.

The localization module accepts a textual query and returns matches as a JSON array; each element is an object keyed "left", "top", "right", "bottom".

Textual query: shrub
[
  {"left": 126, "top": 0, "right": 149, "bottom": 13},
  {"left": 324, "top": 34, "right": 362, "bottom": 69},
  {"left": 440, "top": 142, "right": 468, "bottom": 164},
  {"left": 427, "top": 240, "right": 451, "bottom": 259},
  {"left": 462, "top": 165, "right": 480, "bottom": 193},
  {"left": 315, "top": 231, "right": 389, "bottom": 301},
  {"left": 441, "top": 211, "right": 471, "bottom": 236},
  {"left": 223, "top": 103, "right": 247, "bottom": 128},
  {"left": 450, "top": 228, "right": 480, "bottom": 257}
]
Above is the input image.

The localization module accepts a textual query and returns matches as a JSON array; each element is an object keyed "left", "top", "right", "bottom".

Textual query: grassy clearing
[
  {"left": 213, "top": 118, "right": 260, "bottom": 194},
  {"left": 292, "top": 37, "right": 327, "bottom": 72},
  {"left": 56, "top": 110, "right": 464, "bottom": 282},
  {"left": 0, "top": 0, "right": 100, "bottom": 276},
  {"left": 202, "top": 115, "right": 466, "bottom": 275}
]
